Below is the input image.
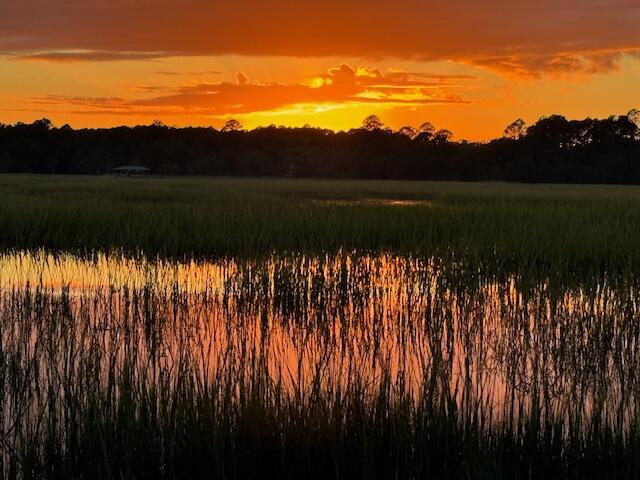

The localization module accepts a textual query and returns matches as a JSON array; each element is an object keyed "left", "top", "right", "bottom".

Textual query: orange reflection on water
[{"left": 0, "top": 251, "right": 637, "bottom": 434}]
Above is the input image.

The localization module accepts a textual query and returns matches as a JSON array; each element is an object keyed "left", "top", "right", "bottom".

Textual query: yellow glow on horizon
[{"left": 0, "top": 54, "right": 638, "bottom": 141}]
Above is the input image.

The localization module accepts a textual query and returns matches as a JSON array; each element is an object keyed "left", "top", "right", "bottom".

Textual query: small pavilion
[{"left": 112, "top": 165, "right": 151, "bottom": 177}]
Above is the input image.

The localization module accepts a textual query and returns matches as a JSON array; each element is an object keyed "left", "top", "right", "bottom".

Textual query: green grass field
[{"left": 2, "top": 175, "right": 640, "bottom": 274}]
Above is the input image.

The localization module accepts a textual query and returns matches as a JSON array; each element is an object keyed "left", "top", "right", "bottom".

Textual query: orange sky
[{"left": 1, "top": 0, "right": 639, "bottom": 140}]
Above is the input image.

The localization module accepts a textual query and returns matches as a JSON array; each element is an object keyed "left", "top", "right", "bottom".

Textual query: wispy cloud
[
  {"left": 156, "top": 70, "right": 221, "bottom": 76},
  {"left": 471, "top": 48, "right": 640, "bottom": 78},
  {"left": 9, "top": 50, "right": 169, "bottom": 63}
]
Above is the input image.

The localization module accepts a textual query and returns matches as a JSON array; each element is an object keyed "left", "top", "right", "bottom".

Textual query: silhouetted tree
[
  {"left": 0, "top": 113, "right": 638, "bottom": 183},
  {"left": 629, "top": 109, "right": 640, "bottom": 139},
  {"left": 419, "top": 122, "right": 435, "bottom": 134},
  {"left": 362, "top": 115, "right": 384, "bottom": 131},
  {"left": 33, "top": 118, "right": 53, "bottom": 131},
  {"left": 504, "top": 119, "right": 526, "bottom": 140},
  {"left": 222, "top": 119, "right": 243, "bottom": 132},
  {"left": 526, "top": 115, "right": 571, "bottom": 147},
  {"left": 433, "top": 129, "right": 453, "bottom": 145},
  {"left": 415, "top": 122, "right": 435, "bottom": 142},
  {"left": 397, "top": 126, "right": 417, "bottom": 138}
]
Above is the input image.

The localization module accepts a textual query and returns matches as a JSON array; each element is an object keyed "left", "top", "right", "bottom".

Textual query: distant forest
[{"left": 1, "top": 111, "right": 639, "bottom": 183}]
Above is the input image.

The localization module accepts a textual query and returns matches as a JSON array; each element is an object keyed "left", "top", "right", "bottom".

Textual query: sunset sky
[{"left": 1, "top": 0, "right": 639, "bottom": 140}]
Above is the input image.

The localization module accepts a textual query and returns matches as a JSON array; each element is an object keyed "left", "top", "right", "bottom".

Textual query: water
[{"left": 1, "top": 250, "right": 638, "bottom": 459}]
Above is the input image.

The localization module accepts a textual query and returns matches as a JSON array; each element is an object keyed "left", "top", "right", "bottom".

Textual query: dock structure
[{"left": 112, "top": 165, "right": 150, "bottom": 177}]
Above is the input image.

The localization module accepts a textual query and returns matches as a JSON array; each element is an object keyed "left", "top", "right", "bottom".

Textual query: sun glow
[{"left": 0, "top": 50, "right": 638, "bottom": 140}]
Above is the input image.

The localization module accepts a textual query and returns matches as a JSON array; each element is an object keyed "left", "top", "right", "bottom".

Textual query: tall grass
[
  {"left": 2, "top": 176, "right": 640, "bottom": 278},
  {"left": 1, "top": 252, "right": 640, "bottom": 478},
  {"left": 3, "top": 176, "right": 640, "bottom": 477}
]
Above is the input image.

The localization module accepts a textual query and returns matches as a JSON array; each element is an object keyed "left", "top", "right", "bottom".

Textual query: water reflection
[{"left": 0, "top": 251, "right": 638, "bottom": 448}]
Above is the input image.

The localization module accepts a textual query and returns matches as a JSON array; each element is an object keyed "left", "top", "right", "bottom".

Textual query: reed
[
  {"left": 1, "top": 176, "right": 640, "bottom": 279},
  {"left": 1, "top": 252, "right": 639, "bottom": 478}
]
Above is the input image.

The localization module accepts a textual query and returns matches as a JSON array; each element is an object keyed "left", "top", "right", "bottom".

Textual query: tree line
[{"left": 0, "top": 111, "right": 639, "bottom": 183}]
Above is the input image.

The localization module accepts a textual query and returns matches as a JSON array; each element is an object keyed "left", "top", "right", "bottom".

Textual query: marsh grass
[
  {"left": 1, "top": 252, "right": 640, "bottom": 478},
  {"left": 2, "top": 176, "right": 640, "bottom": 477},
  {"left": 2, "top": 176, "right": 640, "bottom": 279}
]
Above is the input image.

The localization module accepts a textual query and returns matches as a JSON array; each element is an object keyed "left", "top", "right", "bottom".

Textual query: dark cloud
[{"left": 1, "top": 0, "right": 639, "bottom": 75}]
